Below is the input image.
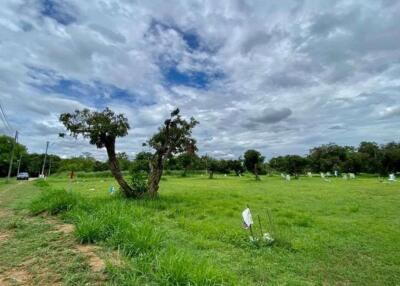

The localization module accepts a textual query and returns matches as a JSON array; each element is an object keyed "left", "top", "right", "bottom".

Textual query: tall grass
[
  {"left": 106, "top": 247, "right": 232, "bottom": 285},
  {"left": 29, "top": 186, "right": 228, "bottom": 285},
  {"left": 29, "top": 188, "right": 80, "bottom": 215},
  {"left": 73, "top": 200, "right": 163, "bottom": 256},
  {"left": 154, "top": 248, "right": 231, "bottom": 285}
]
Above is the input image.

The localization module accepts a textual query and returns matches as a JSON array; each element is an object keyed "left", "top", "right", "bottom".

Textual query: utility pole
[
  {"left": 17, "top": 153, "right": 22, "bottom": 175},
  {"left": 41, "top": 141, "right": 49, "bottom": 178},
  {"left": 7, "top": 130, "right": 18, "bottom": 181},
  {"left": 48, "top": 156, "right": 52, "bottom": 177},
  {"left": 205, "top": 153, "right": 208, "bottom": 175}
]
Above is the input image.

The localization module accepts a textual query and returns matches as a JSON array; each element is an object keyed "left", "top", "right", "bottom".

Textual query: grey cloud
[
  {"left": 264, "top": 72, "right": 312, "bottom": 89},
  {"left": 328, "top": 125, "right": 345, "bottom": 130},
  {"left": 241, "top": 31, "right": 272, "bottom": 54},
  {"left": 89, "top": 24, "right": 126, "bottom": 43},
  {"left": 379, "top": 106, "right": 400, "bottom": 119},
  {"left": 250, "top": 108, "right": 292, "bottom": 124},
  {"left": 30, "top": 122, "right": 62, "bottom": 136},
  {"left": 309, "top": 9, "right": 360, "bottom": 36}
]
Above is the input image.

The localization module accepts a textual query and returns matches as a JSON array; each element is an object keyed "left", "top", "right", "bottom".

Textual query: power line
[
  {"left": 0, "top": 100, "right": 13, "bottom": 134},
  {"left": 0, "top": 109, "right": 11, "bottom": 134},
  {"left": 0, "top": 101, "right": 12, "bottom": 130}
]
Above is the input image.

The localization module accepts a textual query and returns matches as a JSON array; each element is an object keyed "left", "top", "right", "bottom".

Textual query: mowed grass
[{"left": 29, "top": 174, "right": 400, "bottom": 285}]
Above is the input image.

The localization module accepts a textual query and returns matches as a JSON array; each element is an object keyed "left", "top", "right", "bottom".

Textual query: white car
[{"left": 16, "top": 172, "right": 29, "bottom": 180}]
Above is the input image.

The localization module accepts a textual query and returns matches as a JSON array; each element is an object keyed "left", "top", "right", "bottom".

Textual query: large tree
[
  {"left": 244, "top": 149, "right": 264, "bottom": 180},
  {"left": 131, "top": 151, "right": 152, "bottom": 174},
  {"left": 207, "top": 157, "right": 219, "bottom": 179},
  {"left": 380, "top": 142, "right": 400, "bottom": 175},
  {"left": 176, "top": 153, "right": 196, "bottom": 176},
  {"left": 269, "top": 155, "right": 309, "bottom": 177},
  {"left": 0, "top": 135, "right": 27, "bottom": 177},
  {"left": 146, "top": 108, "right": 198, "bottom": 197},
  {"left": 227, "top": 159, "right": 245, "bottom": 176},
  {"left": 358, "top": 141, "right": 381, "bottom": 173},
  {"left": 308, "top": 143, "right": 347, "bottom": 172},
  {"left": 59, "top": 108, "right": 139, "bottom": 198}
]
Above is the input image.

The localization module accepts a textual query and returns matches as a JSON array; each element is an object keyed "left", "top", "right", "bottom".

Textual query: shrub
[{"left": 130, "top": 171, "right": 148, "bottom": 194}]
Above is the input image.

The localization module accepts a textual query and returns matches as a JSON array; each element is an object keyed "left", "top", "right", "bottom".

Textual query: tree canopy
[
  {"left": 59, "top": 108, "right": 138, "bottom": 198},
  {"left": 244, "top": 149, "right": 265, "bottom": 180},
  {"left": 146, "top": 108, "right": 199, "bottom": 196}
]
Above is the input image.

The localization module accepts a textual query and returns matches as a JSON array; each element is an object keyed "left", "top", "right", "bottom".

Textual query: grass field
[{"left": 1, "top": 174, "right": 399, "bottom": 285}]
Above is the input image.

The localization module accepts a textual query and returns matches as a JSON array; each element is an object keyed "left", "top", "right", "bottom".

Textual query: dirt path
[{"left": 0, "top": 181, "right": 109, "bottom": 285}]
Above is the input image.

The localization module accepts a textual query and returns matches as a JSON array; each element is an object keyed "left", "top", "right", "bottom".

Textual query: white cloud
[{"left": 0, "top": 0, "right": 399, "bottom": 160}]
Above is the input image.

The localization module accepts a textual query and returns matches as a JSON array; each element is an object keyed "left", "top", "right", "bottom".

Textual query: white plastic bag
[{"left": 242, "top": 208, "right": 253, "bottom": 229}]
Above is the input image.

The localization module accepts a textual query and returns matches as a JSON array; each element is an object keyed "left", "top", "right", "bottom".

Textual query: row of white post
[{"left": 280, "top": 172, "right": 396, "bottom": 182}]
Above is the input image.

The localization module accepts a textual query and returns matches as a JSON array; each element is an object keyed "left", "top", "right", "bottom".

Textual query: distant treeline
[{"left": 0, "top": 135, "right": 399, "bottom": 177}]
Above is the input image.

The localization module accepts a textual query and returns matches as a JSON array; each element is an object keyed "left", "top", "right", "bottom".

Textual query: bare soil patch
[
  {"left": 76, "top": 245, "right": 106, "bottom": 273},
  {"left": 0, "top": 268, "right": 31, "bottom": 285},
  {"left": 53, "top": 223, "right": 75, "bottom": 234},
  {"left": 0, "top": 232, "right": 10, "bottom": 243}
]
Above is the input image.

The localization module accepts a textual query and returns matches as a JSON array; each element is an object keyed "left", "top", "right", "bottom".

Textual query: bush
[
  {"left": 29, "top": 188, "right": 80, "bottom": 215},
  {"left": 130, "top": 171, "right": 148, "bottom": 194}
]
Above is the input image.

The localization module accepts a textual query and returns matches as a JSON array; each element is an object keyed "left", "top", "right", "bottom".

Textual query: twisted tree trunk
[
  {"left": 148, "top": 153, "right": 164, "bottom": 198},
  {"left": 105, "top": 139, "right": 139, "bottom": 198}
]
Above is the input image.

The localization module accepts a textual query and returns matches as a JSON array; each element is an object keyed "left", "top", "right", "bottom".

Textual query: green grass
[
  {"left": 2, "top": 174, "right": 400, "bottom": 285},
  {"left": 0, "top": 181, "right": 105, "bottom": 285}
]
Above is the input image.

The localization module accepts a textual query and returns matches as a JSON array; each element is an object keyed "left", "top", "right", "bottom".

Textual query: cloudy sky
[{"left": 0, "top": 0, "right": 399, "bottom": 160}]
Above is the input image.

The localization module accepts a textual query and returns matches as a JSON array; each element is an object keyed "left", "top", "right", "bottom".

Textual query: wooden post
[
  {"left": 41, "top": 141, "right": 49, "bottom": 177},
  {"left": 7, "top": 131, "right": 18, "bottom": 181}
]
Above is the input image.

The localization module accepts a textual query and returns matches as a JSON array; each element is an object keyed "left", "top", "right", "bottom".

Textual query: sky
[{"left": 0, "top": 0, "right": 399, "bottom": 160}]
